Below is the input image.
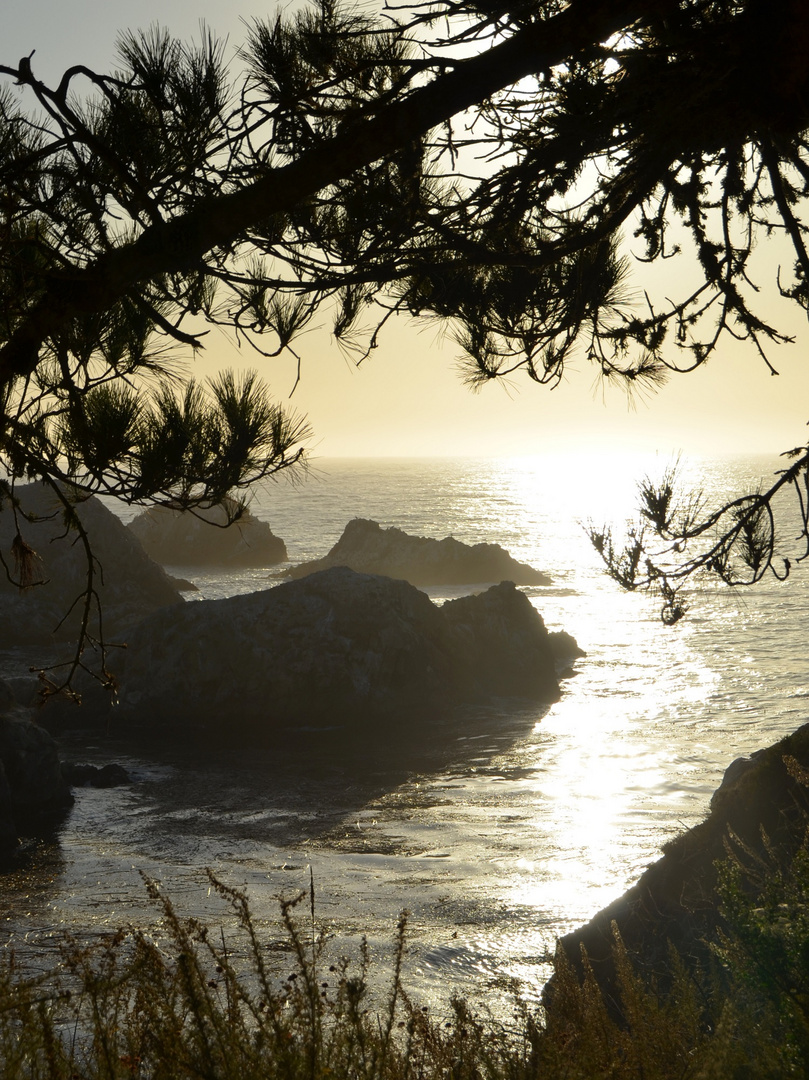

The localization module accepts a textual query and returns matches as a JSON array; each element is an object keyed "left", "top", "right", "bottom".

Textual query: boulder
[
  {"left": 0, "top": 713, "right": 73, "bottom": 820},
  {"left": 117, "top": 567, "right": 566, "bottom": 735},
  {"left": 0, "top": 681, "right": 74, "bottom": 861},
  {"left": 0, "top": 484, "right": 184, "bottom": 646},
  {"left": 546, "top": 721, "right": 809, "bottom": 1013},
  {"left": 127, "top": 498, "right": 287, "bottom": 567},
  {"left": 286, "top": 518, "right": 550, "bottom": 586}
]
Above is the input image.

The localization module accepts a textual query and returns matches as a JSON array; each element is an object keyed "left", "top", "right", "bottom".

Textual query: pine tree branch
[{"left": 0, "top": 0, "right": 674, "bottom": 389}]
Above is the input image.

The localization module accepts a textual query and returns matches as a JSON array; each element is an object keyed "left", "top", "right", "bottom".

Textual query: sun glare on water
[{"left": 463, "top": 451, "right": 726, "bottom": 937}]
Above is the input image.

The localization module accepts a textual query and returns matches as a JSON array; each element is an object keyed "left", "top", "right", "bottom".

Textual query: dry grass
[{"left": 3, "top": 835, "right": 809, "bottom": 1080}]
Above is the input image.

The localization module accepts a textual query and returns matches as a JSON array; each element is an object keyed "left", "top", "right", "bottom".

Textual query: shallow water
[{"left": 2, "top": 452, "right": 807, "bottom": 1017}]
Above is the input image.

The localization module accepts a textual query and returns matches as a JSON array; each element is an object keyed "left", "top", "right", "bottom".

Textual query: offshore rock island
[
  {"left": 127, "top": 497, "right": 288, "bottom": 568},
  {"left": 286, "top": 517, "right": 551, "bottom": 586},
  {"left": 116, "top": 567, "right": 574, "bottom": 735}
]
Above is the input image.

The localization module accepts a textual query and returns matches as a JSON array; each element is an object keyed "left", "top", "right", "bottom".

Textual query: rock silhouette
[
  {"left": 118, "top": 567, "right": 570, "bottom": 734},
  {"left": 0, "top": 484, "right": 183, "bottom": 646},
  {"left": 128, "top": 498, "right": 287, "bottom": 567},
  {"left": 287, "top": 518, "right": 550, "bottom": 586},
  {"left": 0, "top": 680, "right": 73, "bottom": 862},
  {"left": 547, "top": 721, "right": 809, "bottom": 1015}
]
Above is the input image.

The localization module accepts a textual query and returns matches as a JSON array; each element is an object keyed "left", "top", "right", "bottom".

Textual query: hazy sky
[{"left": 5, "top": 1, "right": 809, "bottom": 460}]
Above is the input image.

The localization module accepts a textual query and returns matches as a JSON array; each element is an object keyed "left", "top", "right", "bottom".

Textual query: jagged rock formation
[
  {"left": 118, "top": 567, "right": 574, "bottom": 734},
  {"left": 0, "top": 484, "right": 184, "bottom": 646},
  {"left": 0, "top": 680, "right": 74, "bottom": 862},
  {"left": 128, "top": 498, "right": 287, "bottom": 567},
  {"left": 547, "top": 722, "right": 809, "bottom": 1012},
  {"left": 286, "top": 518, "right": 550, "bottom": 586}
]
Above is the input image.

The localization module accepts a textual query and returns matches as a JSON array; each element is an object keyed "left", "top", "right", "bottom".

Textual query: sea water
[{"left": 2, "top": 452, "right": 807, "bottom": 1015}]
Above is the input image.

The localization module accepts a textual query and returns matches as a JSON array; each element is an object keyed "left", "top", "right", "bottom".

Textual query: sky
[{"left": 4, "top": 0, "right": 809, "bottom": 462}]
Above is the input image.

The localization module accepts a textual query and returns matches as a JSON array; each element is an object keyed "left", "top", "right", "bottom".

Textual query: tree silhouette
[{"left": 2, "top": 0, "right": 809, "bottom": 651}]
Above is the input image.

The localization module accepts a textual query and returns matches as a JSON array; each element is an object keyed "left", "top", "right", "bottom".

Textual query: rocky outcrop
[
  {"left": 547, "top": 722, "right": 809, "bottom": 1012},
  {"left": 548, "top": 630, "right": 587, "bottom": 676},
  {"left": 117, "top": 567, "right": 569, "bottom": 735},
  {"left": 0, "top": 484, "right": 184, "bottom": 646},
  {"left": 128, "top": 498, "right": 287, "bottom": 567},
  {"left": 0, "top": 680, "right": 74, "bottom": 862},
  {"left": 286, "top": 518, "right": 550, "bottom": 587},
  {"left": 441, "top": 583, "right": 565, "bottom": 699},
  {"left": 547, "top": 630, "right": 586, "bottom": 663}
]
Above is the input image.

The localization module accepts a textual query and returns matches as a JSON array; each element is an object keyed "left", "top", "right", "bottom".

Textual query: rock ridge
[{"left": 286, "top": 518, "right": 550, "bottom": 587}]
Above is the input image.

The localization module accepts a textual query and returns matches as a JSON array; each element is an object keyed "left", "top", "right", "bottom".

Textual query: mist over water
[{"left": 5, "top": 452, "right": 808, "bottom": 1014}]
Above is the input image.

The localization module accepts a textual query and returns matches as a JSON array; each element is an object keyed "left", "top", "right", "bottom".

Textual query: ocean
[{"left": 2, "top": 452, "right": 807, "bottom": 1015}]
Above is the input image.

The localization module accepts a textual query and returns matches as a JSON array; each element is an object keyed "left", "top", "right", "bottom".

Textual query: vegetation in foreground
[{"left": 2, "top": 804, "right": 809, "bottom": 1080}]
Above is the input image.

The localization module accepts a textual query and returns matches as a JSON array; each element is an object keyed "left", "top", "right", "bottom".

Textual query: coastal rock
[
  {"left": 0, "top": 714, "right": 73, "bottom": 819},
  {"left": 286, "top": 518, "right": 550, "bottom": 587},
  {"left": 547, "top": 630, "right": 587, "bottom": 677},
  {"left": 0, "top": 683, "right": 74, "bottom": 861},
  {"left": 547, "top": 630, "right": 586, "bottom": 664},
  {"left": 168, "top": 575, "right": 199, "bottom": 593},
  {"left": 441, "top": 582, "right": 563, "bottom": 699},
  {"left": 118, "top": 567, "right": 565, "bottom": 734},
  {"left": 62, "top": 762, "right": 132, "bottom": 788},
  {"left": 128, "top": 498, "right": 287, "bottom": 568},
  {"left": 547, "top": 722, "right": 809, "bottom": 1012},
  {"left": 0, "top": 763, "right": 17, "bottom": 862},
  {"left": 0, "top": 484, "right": 183, "bottom": 646}
]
